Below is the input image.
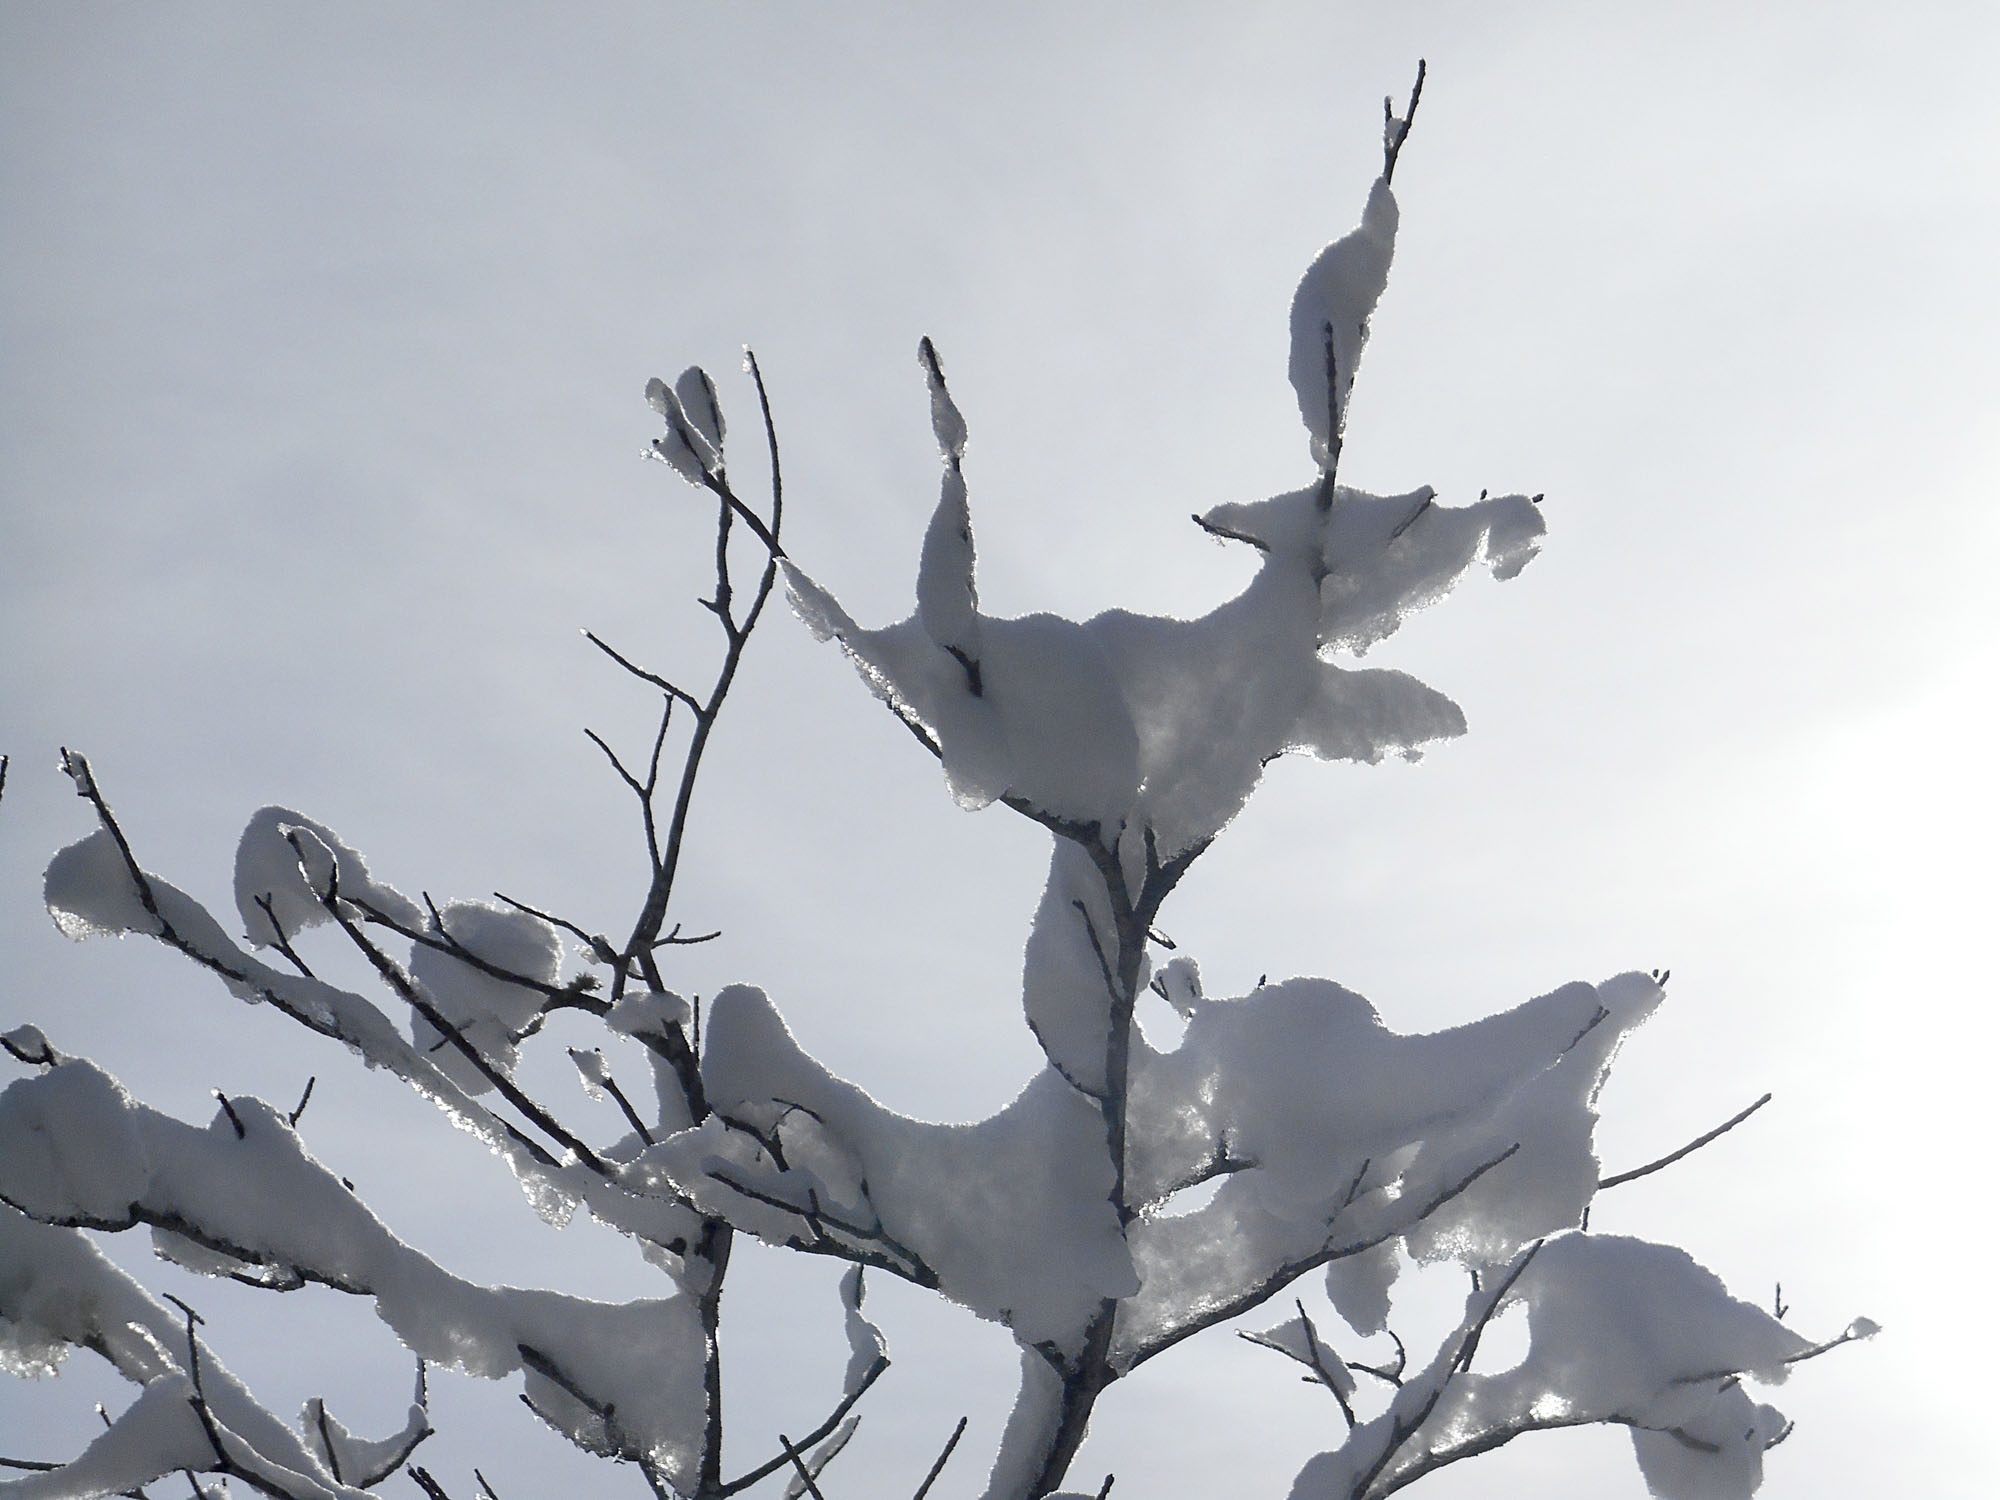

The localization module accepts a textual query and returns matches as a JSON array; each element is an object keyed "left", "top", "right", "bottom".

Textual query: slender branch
[
  {"left": 312, "top": 1404, "right": 343, "bottom": 1485},
  {"left": 1388, "top": 493, "right": 1432, "bottom": 540},
  {"left": 613, "top": 370, "right": 786, "bottom": 1011},
  {"left": 318, "top": 885, "right": 608, "bottom": 1174},
  {"left": 1350, "top": 1240, "right": 1542, "bottom": 1499},
  {"left": 1599, "top": 1094, "right": 1772, "bottom": 1190},
  {"left": 250, "top": 893, "right": 315, "bottom": 978},
  {"left": 583, "top": 727, "right": 644, "bottom": 796},
  {"left": 719, "top": 1356, "right": 888, "bottom": 1496},
  {"left": 1382, "top": 60, "right": 1427, "bottom": 184},
  {"left": 1320, "top": 321, "right": 1342, "bottom": 498},
  {"left": 703, "top": 1163, "right": 935, "bottom": 1285},
  {"left": 368, "top": 892, "right": 574, "bottom": 1008},
  {"left": 582, "top": 629, "right": 706, "bottom": 713},
  {"left": 1347, "top": 1327, "right": 1408, "bottom": 1389},
  {"left": 1674, "top": 1317, "right": 1879, "bottom": 1385},
  {"left": 1124, "top": 1142, "right": 1522, "bottom": 1372},
  {"left": 48, "top": 757, "right": 598, "bottom": 1197},
  {"left": 491, "top": 892, "right": 619, "bottom": 987},
  {"left": 745, "top": 349, "right": 784, "bottom": 541},
  {"left": 604, "top": 1082, "right": 655, "bottom": 1146},
  {"left": 1297, "top": 1299, "right": 1356, "bottom": 1428},
  {"left": 776, "top": 1437, "right": 827, "bottom": 1500},
  {"left": 910, "top": 1416, "right": 967, "bottom": 1500}
]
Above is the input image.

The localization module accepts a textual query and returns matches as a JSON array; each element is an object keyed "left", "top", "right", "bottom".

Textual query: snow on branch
[{"left": 3, "top": 68, "right": 1869, "bottom": 1500}]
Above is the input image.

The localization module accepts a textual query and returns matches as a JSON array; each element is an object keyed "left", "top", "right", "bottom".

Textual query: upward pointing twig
[
  {"left": 1383, "top": 60, "right": 1427, "bottom": 184},
  {"left": 1599, "top": 1094, "right": 1772, "bottom": 1190},
  {"left": 911, "top": 1417, "right": 968, "bottom": 1500}
]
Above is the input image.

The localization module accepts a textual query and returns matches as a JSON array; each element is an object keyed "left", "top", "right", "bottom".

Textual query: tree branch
[
  {"left": 1599, "top": 1093, "right": 1772, "bottom": 1190},
  {"left": 718, "top": 1356, "right": 887, "bottom": 1496}
]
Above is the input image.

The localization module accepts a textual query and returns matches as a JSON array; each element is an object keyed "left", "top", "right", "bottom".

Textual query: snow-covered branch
[{"left": 3, "top": 72, "right": 1869, "bottom": 1500}]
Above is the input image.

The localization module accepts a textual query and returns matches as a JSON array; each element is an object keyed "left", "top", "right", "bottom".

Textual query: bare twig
[
  {"left": 1599, "top": 1094, "right": 1772, "bottom": 1190},
  {"left": 719, "top": 1356, "right": 889, "bottom": 1495},
  {"left": 1191, "top": 510, "right": 1271, "bottom": 551},
  {"left": 491, "top": 891, "right": 608, "bottom": 963},
  {"left": 1126, "top": 1141, "right": 1522, "bottom": 1371},
  {"left": 604, "top": 1080, "right": 655, "bottom": 1146},
  {"left": 318, "top": 887, "right": 608, "bottom": 1175},
  {"left": 1351, "top": 1241, "right": 1543, "bottom": 1498},
  {"left": 1347, "top": 1327, "right": 1408, "bottom": 1389},
  {"left": 251, "top": 893, "right": 315, "bottom": 978},
  {"left": 910, "top": 1416, "right": 968, "bottom": 1500},
  {"left": 1382, "top": 60, "right": 1427, "bottom": 184},
  {"left": 1388, "top": 493, "right": 1432, "bottom": 540},
  {"left": 1297, "top": 1299, "right": 1357, "bottom": 1428},
  {"left": 582, "top": 629, "right": 705, "bottom": 713},
  {"left": 776, "top": 1436, "right": 827, "bottom": 1500}
]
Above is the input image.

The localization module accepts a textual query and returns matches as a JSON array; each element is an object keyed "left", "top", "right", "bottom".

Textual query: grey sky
[{"left": 3, "top": 4, "right": 1995, "bottom": 1495}]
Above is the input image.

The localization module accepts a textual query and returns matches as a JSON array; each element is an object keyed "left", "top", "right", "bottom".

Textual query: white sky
[{"left": 3, "top": 3, "right": 1996, "bottom": 1496}]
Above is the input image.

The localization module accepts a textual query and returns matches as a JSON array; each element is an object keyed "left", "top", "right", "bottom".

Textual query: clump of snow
[
  {"left": 789, "top": 473, "right": 1539, "bottom": 858},
  {"left": 0, "top": 1070, "right": 709, "bottom": 1491},
  {"left": 917, "top": 463, "right": 982, "bottom": 664},
  {"left": 233, "top": 807, "right": 423, "bottom": 947},
  {"left": 407, "top": 899, "right": 560, "bottom": 1094},
  {"left": 606, "top": 989, "right": 693, "bottom": 1039},
  {"left": 982, "top": 1351, "right": 1065, "bottom": 1500},
  {"left": 0, "top": 1061, "right": 150, "bottom": 1222},
  {"left": 0, "top": 1212, "right": 372, "bottom": 1497},
  {"left": 1242, "top": 1309, "right": 1356, "bottom": 1400},
  {"left": 1113, "top": 972, "right": 1661, "bottom": 1366},
  {"left": 0, "top": 1377, "right": 217, "bottom": 1500},
  {"left": 44, "top": 830, "right": 154, "bottom": 940},
  {"left": 302, "top": 1377, "right": 430, "bottom": 1490},
  {"left": 646, "top": 374, "right": 721, "bottom": 484},
  {"left": 1020, "top": 842, "right": 1123, "bottom": 1091},
  {"left": 1289, "top": 176, "right": 1398, "bottom": 469},
  {"left": 839, "top": 1265, "right": 887, "bottom": 1397},
  {"left": 1289, "top": 1233, "right": 1817, "bottom": 1500},
  {"left": 677, "top": 985, "right": 1136, "bottom": 1352},
  {"left": 1323, "top": 1237, "right": 1401, "bottom": 1337},
  {"left": 674, "top": 365, "right": 726, "bottom": 457}
]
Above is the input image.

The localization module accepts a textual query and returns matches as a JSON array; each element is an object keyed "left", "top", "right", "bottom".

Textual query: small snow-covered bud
[
  {"left": 644, "top": 376, "right": 718, "bottom": 485},
  {"left": 279, "top": 823, "right": 339, "bottom": 902},
  {"left": 569, "top": 1047, "right": 611, "bottom": 1102},
  {"left": 1151, "top": 956, "right": 1204, "bottom": 1019},
  {"left": 918, "top": 336, "right": 967, "bottom": 463},
  {"left": 674, "top": 366, "right": 725, "bottom": 457},
  {"left": 1, "top": 1024, "right": 54, "bottom": 1065}
]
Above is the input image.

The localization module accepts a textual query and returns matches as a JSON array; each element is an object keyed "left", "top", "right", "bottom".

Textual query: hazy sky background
[{"left": 3, "top": 4, "right": 1995, "bottom": 1496}]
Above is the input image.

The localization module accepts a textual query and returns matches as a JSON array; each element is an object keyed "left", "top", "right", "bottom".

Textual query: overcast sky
[{"left": 3, "top": 4, "right": 1996, "bottom": 1497}]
